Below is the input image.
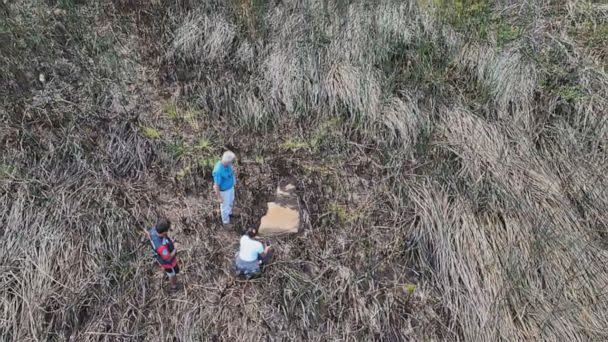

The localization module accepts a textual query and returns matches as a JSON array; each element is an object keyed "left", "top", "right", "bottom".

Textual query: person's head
[
  {"left": 245, "top": 227, "right": 257, "bottom": 238},
  {"left": 156, "top": 218, "right": 171, "bottom": 235},
  {"left": 221, "top": 151, "right": 236, "bottom": 166}
]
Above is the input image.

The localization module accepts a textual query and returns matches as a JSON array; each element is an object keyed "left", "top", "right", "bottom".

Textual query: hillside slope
[{"left": 1, "top": 0, "right": 607, "bottom": 340}]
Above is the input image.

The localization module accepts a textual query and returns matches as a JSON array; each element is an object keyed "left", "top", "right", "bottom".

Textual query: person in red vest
[{"left": 143, "top": 218, "right": 179, "bottom": 291}]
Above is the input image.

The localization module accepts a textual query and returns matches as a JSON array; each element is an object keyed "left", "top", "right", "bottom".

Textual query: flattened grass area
[{"left": 1, "top": 0, "right": 607, "bottom": 341}]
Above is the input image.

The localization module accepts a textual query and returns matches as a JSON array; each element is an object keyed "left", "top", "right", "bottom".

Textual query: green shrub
[
  {"left": 164, "top": 101, "right": 180, "bottom": 120},
  {"left": 166, "top": 141, "right": 186, "bottom": 160},
  {"left": 497, "top": 23, "right": 522, "bottom": 46},
  {"left": 142, "top": 127, "right": 161, "bottom": 139},
  {"left": 427, "top": 0, "right": 494, "bottom": 38},
  {"left": 197, "top": 157, "right": 216, "bottom": 168},
  {"left": 193, "top": 138, "right": 213, "bottom": 151},
  {"left": 282, "top": 138, "right": 310, "bottom": 152}
]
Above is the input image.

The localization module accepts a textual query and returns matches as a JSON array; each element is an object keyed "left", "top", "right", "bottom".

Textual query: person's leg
[
  {"left": 173, "top": 265, "right": 180, "bottom": 288},
  {"left": 226, "top": 187, "right": 235, "bottom": 218},
  {"left": 229, "top": 186, "right": 241, "bottom": 215},
  {"left": 165, "top": 268, "right": 176, "bottom": 284},
  {"left": 234, "top": 254, "right": 242, "bottom": 275},
  {"left": 166, "top": 265, "right": 179, "bottom": 290},
  {"left": 220, "top": 190, "right": 230, "bottom": 224}
]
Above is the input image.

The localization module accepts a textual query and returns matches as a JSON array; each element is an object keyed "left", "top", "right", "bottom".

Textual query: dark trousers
[{"left": 258, "top": 249, "right": 273, "bottom": 266}]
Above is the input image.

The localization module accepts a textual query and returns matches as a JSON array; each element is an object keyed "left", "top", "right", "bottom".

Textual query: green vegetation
[
  {"left": 166, "top": 141, "right": 186, "bottom": 160},
  {"left": 324, "top": 202, "right": 349, "bottom": 223},
  {"left": 280, "top": 120, "right": 338, "bottom": 153},
  {"left": 142, "top": 127, "right": 161, "bottom": 139},
  {"left": 0, "top": 164, "right": 16, "bottom": 180},
  {"left": 193, "top": 137, "right": 213, "bottom": 151},
  {"left": 165, "top": 101, "right": 180, "bottom": 120},
  {"left": 176, "top": 166, "right": 191, "bottom": 179},
  {"left": 183, "top": 108, "right": 201, "bottom": 128},
  {"left": 324, "top": 201, "right": 364, "bottom": 225},
  {"left": 425, "top": 0, "right": 494, "bottom": 38},
  {"left": 556, "top": 85, "right": 586, "bottom": 102},
  {"left": 571, "top": 22, "right": 608, "bottom": 66},
  {"left": 166, "top": 136, "right": 217, "bottom": 163},
  {"left": 165, "top": 101, "right": 203, "bottom": 129},
  {"left": 584, "top": 23, "right": 608, "bottom": 49},
  {"left": 281, "top": 138, "right": 311, "bottom": 152},
  {"left": 404, "top": 283, "right": 417, "bottom": 295},
  {"left": 497, "top": 23, "right": 522, "bottom": 47},
  {"left": 197, "top": 157, "right": 216, "bottom": 168}
]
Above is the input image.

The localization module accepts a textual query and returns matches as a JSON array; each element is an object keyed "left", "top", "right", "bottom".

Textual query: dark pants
[
  {"left": 258, "top": 249, "right": 273, "bottom": 266},
  {"left": 163, "top": 265, "right": 180, "bottom": 278},
  {"left": 235, "top": 249, "right": 273, "bottom": 278}
]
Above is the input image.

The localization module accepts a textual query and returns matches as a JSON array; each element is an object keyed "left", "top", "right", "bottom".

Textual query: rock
[
  {"left": 258, "top": 180, "right": 300, "bottom": 235},
  {"left": 53, "top": 8, "right": 67, "bottom": 16},
  {"left": 258, "top": 202, "right": 299, "bottom": 234}
]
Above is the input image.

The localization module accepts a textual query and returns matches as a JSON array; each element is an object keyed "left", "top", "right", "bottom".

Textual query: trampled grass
[{"left": 1, "top": 0, "right": 607, "bottom": 340}]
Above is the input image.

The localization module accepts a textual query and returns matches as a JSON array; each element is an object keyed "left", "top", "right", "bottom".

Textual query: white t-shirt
[{"left": 238, "top": 235, "right": 264, "bottom": 262}]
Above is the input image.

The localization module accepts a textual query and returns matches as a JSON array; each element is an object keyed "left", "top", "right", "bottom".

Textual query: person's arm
[
  {"left": 259, "top": 242, "right": 270, "bottom": 257},
  {"left": 141, "top": 228, "right": 150, "bottom": 243},
  {"left": 213, "top": 183, "right": 223, "bottom": 203},
  {"left": 168, "top": 239, "right": 177, "bottom": 257},
  {"left": 212, "top": 168, "right": 223, "bottom": 203}
]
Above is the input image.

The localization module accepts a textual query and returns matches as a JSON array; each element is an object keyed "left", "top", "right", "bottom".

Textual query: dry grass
[
  {"left": 172, "top": 12, "right": 236, "bottom": 64},
  {"left": 1, "top": 0, "right": 607, "bottom": 340}
]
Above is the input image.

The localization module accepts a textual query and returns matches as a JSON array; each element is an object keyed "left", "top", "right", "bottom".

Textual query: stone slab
[{"left": 258, "top": 180, "right": 300, "bottom": 235}]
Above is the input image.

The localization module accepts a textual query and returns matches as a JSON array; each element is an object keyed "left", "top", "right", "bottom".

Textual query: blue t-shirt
[
  {"left": 238, "top": 235, "right": 264, "bottom": 262},
  {"left": 212, "top": 161, "right": 235, "bottom": 191}
]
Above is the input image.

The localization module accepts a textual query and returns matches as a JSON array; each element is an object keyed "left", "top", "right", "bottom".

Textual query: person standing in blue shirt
[{"left": 213, "top": 151, "right": 237, "bottom": 227}]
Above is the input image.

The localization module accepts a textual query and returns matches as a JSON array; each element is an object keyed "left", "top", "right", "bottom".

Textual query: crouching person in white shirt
[{"left": 234, "top": 228, "right": 272, "bottom": 279}]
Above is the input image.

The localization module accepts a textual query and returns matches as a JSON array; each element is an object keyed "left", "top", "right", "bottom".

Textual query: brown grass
[{"left": 1, "top": 0, "right": 607, "bottom": 340}]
